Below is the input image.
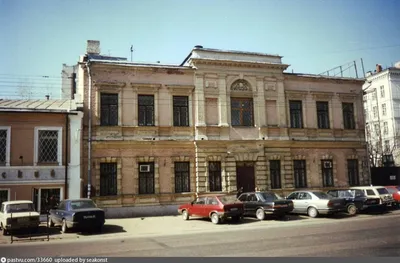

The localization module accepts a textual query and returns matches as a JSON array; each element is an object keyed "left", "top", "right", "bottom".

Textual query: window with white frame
[
  {"left": 0, "top": 127, "right": 10, "bottom": 166},
  {"left": 35, "top": 127, "right": 62, "bottom": 165},
  {"left": 372, "top": 91, "right": 377, "bottom": 100},
  {"left": 380, "top": 86, "right": 385, "bottom": 98},
  {"left": 383, "top": 122, "right": 388, "bottom": 135},
  {"left": 373, "top": 106, "right": 378, "bottom": 118},
  {"left": 382, "top": 104, "right": 387, "bottom": 116}
]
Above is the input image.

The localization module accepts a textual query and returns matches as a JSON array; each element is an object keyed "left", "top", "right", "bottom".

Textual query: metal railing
[{"left": 9, "top": 211, "right": 50, "bottom": 244}]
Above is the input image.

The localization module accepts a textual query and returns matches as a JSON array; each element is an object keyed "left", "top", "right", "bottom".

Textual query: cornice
[
  {"left": 285, "top": 90, "right": 308, "bottom": 99},
  {"left": 310, "top": 91, "right": 334, "bottom": 100},
  {"left": 190, "top": 58, "right": 289, "bottom": 70},
  {"left": 94, "top": 81, "right": 126, "bottom": 88},
  {"left": 130, "top": 83, "right": 162, "bottom": 93},
  {"left": 166, "top": 84, "right": 195, "bottom": 94}
]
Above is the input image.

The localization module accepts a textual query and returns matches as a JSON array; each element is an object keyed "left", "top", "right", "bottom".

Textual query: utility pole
[{"left": 130, "top": 45, "right": 133, "bottom": 62}]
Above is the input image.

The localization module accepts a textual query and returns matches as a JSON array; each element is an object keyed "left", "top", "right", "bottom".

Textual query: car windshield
[
  {"left": 70, "top": 200, "right": 97, "bottom": 209},
  {"left": 386, "top": 188, "right": 396, "bottom": 194},
  {"left": 312, "top": 192, "right": 331, "bottom": 199},
  {"left": 218, "top": 195, "right": 238, "bottom": 204},
  {"left": 7, "top": 203, "right": 35, "bottom": 213},
  {"left": 377, "top": 188, "right": 389, "bottom": 195},
  {"left": 259, "top": 192, "right": 283, "bottom": 201}
]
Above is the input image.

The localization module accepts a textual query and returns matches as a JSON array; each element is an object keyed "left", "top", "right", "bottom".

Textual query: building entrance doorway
[
  {"left": 33, "top": 188, "right": 62, "bottom": 214},
  {"left": 236, "top": 162, "right": 255, "bottom": 192}
]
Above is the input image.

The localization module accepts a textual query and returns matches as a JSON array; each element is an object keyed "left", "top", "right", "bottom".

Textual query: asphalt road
[{"left": 1, "top": 213, "right": 400, "bottom": 257}]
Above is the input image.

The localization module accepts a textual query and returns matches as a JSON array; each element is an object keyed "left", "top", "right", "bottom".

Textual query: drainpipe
[
  {"left": 64, "top": 113, "right": 69, "bottom": 200},
  {"left": 86, "top": 60, "right": 92, "bottom": 199},
  {"left": 194, "top": 141, "right": 199, "bottom": 197}
]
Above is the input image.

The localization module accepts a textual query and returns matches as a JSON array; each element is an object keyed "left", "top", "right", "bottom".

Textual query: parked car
[
  {"left": 48, "top": 198, "right": 105, "bottom": 233},
  {"left": 286, "top": 191, "right": 346, "bottom": 218},
  {"left": 237, "top": 191, "right": 293, "bottom": 220},
  {"left": 0, "top": 200, "right": 40, "bottom": 236},
  {"left": 350, "top": 186, "right": 394, "bottom": 209},
  {"left": 327, "top": 189, "right": 373, "bottom": 215},
  {"left": 177, "top": 194, "right": 244, "bottom": 224},
  {"left": 384, "top": 185, "right": 400, "bottom": 207}
]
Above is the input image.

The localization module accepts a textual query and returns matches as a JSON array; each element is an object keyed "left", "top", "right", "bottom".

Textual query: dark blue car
[{"left": 48, "top": 198, "right": 105, "bottom": 233}]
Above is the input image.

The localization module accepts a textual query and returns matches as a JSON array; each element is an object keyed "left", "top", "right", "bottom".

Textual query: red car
[
  {"left": 177, "top": 194, "right": 244, "bottom": 224},
  {"left": 385, "top": 186, "right": 400, "bottom": 207}
]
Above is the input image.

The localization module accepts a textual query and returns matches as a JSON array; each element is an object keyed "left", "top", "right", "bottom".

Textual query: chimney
[
  {"left": 87, "top": 40, "right": 100, "bottom": 55},
  {"left": 376, "top": 64, "right": 382, "bottom": 73}
]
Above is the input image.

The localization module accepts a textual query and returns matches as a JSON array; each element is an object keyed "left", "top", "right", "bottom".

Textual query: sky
[{"left": 0, "top": 0, "right": 399, "bottom": 99}]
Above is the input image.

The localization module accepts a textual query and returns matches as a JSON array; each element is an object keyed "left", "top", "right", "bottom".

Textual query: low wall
[{"left": 103, "top": 204, "right": 180, "bottom": 219}]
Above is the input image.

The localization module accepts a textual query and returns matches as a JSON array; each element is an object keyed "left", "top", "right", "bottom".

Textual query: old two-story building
[
  {"left": 0, "top": 99, "right": 83, "bottom": 214},
  {"left": 77, "top": 40, "right": 369, "bottom": 217}
]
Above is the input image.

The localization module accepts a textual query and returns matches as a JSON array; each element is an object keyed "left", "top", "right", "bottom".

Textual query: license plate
[
  {"left": 83, "top": 215, "right": 96, "bottom": 219},
  {"left": 230, "top": 208, "right": 238, "bottom": 211},
  {"left": 369, "top": 200, "right": 376, "bottom": 204},
  {"left": 18, "top": 218, "right": 29, "bottom": 223},
  {"left": 334, "top": 203, "right": 340, "bottom": 206}
]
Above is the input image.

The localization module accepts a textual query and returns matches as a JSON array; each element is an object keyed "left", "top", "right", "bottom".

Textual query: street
[{"left": 0, "top": 210, "right": 400, "bottom": 257}]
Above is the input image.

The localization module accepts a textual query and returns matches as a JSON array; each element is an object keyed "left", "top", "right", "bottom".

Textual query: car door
[
  {"left": 286, "top": 192, "right": 300, "bottom": 213},
  {"left": 296, "top": 192, "right": 312, "bottom": 213},
  {"left": 54, "top": 201, "right": 65, "bottom": 224},
  {"left": 204, "top": 197, "right": 220, "bottom": 217},
  {"left": 191, "top": 197, "right": 206, "bottom": 217},
  {"left": 238, "top": 194, "right": 249, "bottom": 214},
  {"left": 246, "top": 193, "right": 259, "bottom": 215}
]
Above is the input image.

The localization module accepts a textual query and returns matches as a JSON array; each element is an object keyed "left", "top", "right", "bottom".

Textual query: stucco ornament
[{"left": 231, "top": 79, "right": 251, "bottom": 91}]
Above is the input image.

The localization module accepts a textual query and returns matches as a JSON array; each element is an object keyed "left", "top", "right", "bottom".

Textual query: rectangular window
[
  {"left": 99, "top": 163, "right": 118, "bottom": 196},
  {"left": 100, "top": 93, "right": 118, "bottom": 126},
  {"left": 383, "top": 122, "right": 388, "bottom": 135},
  {"left": 269, "top": 160, "right": 281, "bottom": 189},
  {"left": 342, "top": 103, "right": 355, "bottom": 129},
  {"left": 373, "top": 106, "right": 377, "bottom": 118},
  {"left": 0, "top": 190, "right": 9, "bottom": 207},
  {"left": 347, "top": 159, "right": 359, "bottom": 186},
  {"left": 209, "top": 161, "right": 222, "bottom": 192},
  {"left": 321, "top": 160, "right": 334, "bottom": 187},
  {"left": 231, "top": 98, "right": 254, "bottom": 126},
  {"left": 139, "top": 162, "right": 155, "bottom": 194},
  {"left": 293, "top": 160, "right": 307, "bottom": 188},
  {"left": 0, "top": 129, "right": 7, "bottom": 165},
  {"left": 289, "top": 100, "right": 303, "bottom": 128},
  {"left": 384, "top": 140, "right": 390, "bottom": 152},
  {"left": 138, "top": 95, "right": 155, "bottom": 126},
  {"left": 380, "top": 85, "right": 385, "bottom": 98},
  {"left": 375, "top": 124, "right": 380, "bottom": 136},
  {"left": 38, "top": 130, "right": 59, "bottom": 163},
  {"left": 382, "top": 103, "right": 387, "bottom": 116},
  {"left": 316, "top": 101, "right": 330, "bottom": 129},
  {"left": 173, "top": 96, "right": 189, "bottom": 126},
  {"left": 175, "top": 162, "right": 190, "bottom": 193}
]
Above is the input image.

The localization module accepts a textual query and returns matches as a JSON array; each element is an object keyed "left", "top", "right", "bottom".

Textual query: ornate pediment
[{"left": 231, "top": 79, "right": 252, "bottom": 92}]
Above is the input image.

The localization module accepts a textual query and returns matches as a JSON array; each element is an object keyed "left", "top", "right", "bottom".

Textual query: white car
[
  {"left": 350, "top": 186, "right": 394, "bottom": 208},
  {"left": 0, "top": 200, "right": 41, "bottom": 235}
]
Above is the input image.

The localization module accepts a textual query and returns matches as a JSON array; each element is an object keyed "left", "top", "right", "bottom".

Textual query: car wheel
[
  {"left": 182, "top": 210, "right": 189, "bottom": 221},
  {"left": 61, "top": 219, "right": 68, "bottom": 233},
  {"left": 210, "top": 213, "right": 220, "bottom": 224},
  {"left": 307, "top": 207, "right": 319, "bottom": 218},
  {"left": 256, "top": 208, "right": 265, "bottom": 221},
  {"left": 48, "top": 217, "right": 54, "bottom": 227},
  {"left": 347, "top": 204, "right": 357, "bottom": 216},
  {"left": 1, "top": 224, "right": 7, "bottom": 236}
]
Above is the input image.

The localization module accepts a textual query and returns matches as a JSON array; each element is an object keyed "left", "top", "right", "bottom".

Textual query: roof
[
  {"left": 2, "top": 200, "right": 33, "bottom": 205},
  {"left": 350, "top": 186, "right": 385, "bottom": 189},
  {"left": 0, "top": 99, "right": 78, "bottom": 113},
  {"left": 87, "top": 57, "right": 193, "bottom": 70},
  {"left": 284, "top": 72, "right": 365, "bottom": 82}
]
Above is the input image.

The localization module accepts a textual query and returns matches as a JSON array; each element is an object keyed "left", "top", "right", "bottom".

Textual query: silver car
[{"left": 286, "top": 191, "right": 346, "bottom": 218}]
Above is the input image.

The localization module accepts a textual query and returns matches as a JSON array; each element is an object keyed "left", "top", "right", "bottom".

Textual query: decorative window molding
[
  {"left": 95, "top": 83, "right": 123, "bottom": 126},
  {"left": 34, "top": 127, "right": 63, "bottom": 166},
  {"left": 94, "top": 157, "right": 122, "bottom": 196},
  {"left": 131, "top": 83, "right": 161, "bottom": 126},
  {"left": 166, "top": 85, "right": 194, "bottom": 127},
  {"left": 0, "top": 126, "right": 11, "bottom": 166},
  {"left": 170, "top": 156, "right": 194, "bottom": 193},
  {"left": 318, "top": 154, "right": 337, "bottom": 187},
  {"left": 135, "top": 156, "right": 159, "bottom": 194}
]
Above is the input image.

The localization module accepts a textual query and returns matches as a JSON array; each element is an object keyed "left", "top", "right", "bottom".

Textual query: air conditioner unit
[
  {"left": 139, "top": 164, "right": 151, "bottom": 172},
  {"left": 323, "top": 161, "right": 333, "bottom": 169}
]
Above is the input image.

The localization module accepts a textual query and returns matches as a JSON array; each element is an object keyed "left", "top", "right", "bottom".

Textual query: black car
[
  {"left": 237, "top": 191, "right": 294, "bottom": 220},
  {"left": 327, "top": 189, "right": 372, "bottom": 215},
  {"left": 48, "top": 198, "right": 105, "bottom": 233}
]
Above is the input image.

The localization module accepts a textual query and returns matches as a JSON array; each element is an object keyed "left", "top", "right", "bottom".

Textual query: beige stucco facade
[{"left": 77, "top": 42, "right": 368, "bottom": 213}]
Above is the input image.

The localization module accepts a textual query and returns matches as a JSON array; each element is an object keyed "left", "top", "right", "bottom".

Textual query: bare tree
[{"left": 366, "top": 126, "right": 400, "bottom": 167}]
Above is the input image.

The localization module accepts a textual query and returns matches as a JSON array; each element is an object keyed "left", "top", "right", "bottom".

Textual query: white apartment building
[{"left": 363, "top": 63, "right": 400, "bottom": 166}]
